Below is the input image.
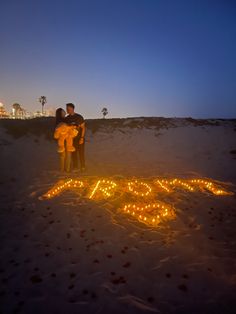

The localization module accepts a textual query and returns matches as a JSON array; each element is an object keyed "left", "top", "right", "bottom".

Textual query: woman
[{"left": 54, "top": 108, "right": 78, "bottom": 172}]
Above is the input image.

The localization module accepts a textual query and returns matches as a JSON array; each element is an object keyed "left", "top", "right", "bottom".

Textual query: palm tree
[
  {"left": 38, "top": 96, "right": 47, "bottom": 115},
  {"left": 101, "top": 107, "right": 108, "bottom": 119}
]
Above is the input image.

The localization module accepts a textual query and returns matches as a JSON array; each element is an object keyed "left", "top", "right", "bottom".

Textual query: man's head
[{"left": 66, "top": 103, "right": 75, "bottom": 115}]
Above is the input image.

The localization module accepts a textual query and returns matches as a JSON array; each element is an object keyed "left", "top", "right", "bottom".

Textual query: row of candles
[{"left": 43, "top": 177, "right": 232, "bottom": 226}]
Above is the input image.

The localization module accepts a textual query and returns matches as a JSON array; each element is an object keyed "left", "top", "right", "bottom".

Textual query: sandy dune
[{"left": 0, "top": 117, "right": 236, "bottom": 314}]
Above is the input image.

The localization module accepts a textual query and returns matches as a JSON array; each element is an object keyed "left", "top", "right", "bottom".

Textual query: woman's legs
[
  {"left": 57, "top": 136, "right": 66, "bottom": 153},
  {"left": 65, "top": 136, "right": 75, "bottom": 152}
]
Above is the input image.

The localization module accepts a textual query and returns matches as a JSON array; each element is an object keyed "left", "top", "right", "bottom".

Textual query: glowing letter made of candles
[
  {"left": 127, "top": 180, "right": 152, "bottom": 197},
  {"left": 89, "top": 179, "right": 117, "bottom": 199}
]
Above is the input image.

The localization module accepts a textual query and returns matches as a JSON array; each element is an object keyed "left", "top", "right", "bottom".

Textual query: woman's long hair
[{"left": 55, "top": 108, "right": 65, "bottom": 126}]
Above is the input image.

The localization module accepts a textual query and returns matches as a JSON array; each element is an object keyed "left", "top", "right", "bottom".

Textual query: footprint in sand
[
  {"left": 178, "top": 284, "right": 188, "bottom": 292},
  {"left": 70, "top": 273, "right": 76, "bottom": 278},
  {"left": 30, "top": 275, "right": 42, "bottom": 283},
  {"left": 90, "top": 292, "right": 97, "bottom": 299},
  {"left": 121, "top": 246, "right": 129, "bottom": 254},
  {"left": 111, "top": 276, "right": 126, "bottom": 284},
  {"left": 80, "top": 230, "right": 86, "bottom": 238},
  {"left": 147, "top": 296, "right": 155, "bottom": 303},
  {"left": 93, "top": 259, "right": 99, "bottom": 264},
  {"left": 122, "top": 262, "right": 131, "bottom": 268}
]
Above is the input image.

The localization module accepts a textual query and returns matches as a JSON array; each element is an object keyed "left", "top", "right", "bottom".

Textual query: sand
[{"left": 0, "top": 117, "right": 236, "bottom": 314}]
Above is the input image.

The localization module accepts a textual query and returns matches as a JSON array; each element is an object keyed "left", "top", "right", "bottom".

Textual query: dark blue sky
[{"left": 0, "top": 0, "right": 236, "bottom": 118}]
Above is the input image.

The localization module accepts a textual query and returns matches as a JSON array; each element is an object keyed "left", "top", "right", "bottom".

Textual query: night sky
[{"left": 0, "top": 0, "right": 236, "bottom": 118}]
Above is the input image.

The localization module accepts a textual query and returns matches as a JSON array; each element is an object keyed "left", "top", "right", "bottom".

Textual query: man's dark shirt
[{"left": 65, "top": 113, "right": 84, "bottom": 141}]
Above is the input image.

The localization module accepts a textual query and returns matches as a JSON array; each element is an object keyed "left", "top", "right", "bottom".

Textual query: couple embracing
[{"left": 54, "top": 103, "right": 85, "bottom": 173}]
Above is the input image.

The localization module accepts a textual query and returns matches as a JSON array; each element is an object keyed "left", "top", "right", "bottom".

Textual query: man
[{"left": 65, "top": 103, "right": 86, "bottom": 172}]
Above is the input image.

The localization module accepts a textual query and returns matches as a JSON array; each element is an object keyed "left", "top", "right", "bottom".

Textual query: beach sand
[{"left": 0, "top": 117, "right": 236, "bottom": 314}]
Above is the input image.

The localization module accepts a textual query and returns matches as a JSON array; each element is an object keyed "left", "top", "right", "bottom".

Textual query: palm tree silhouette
[
  {"left": 101, "top": 107, "right": 108, "bottom": 119},
  {"left": 38, "top": 96, "right": 47, "bottom": 115}
]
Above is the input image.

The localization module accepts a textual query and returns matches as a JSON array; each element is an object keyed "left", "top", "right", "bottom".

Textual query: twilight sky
[{"left": 0, "top": 0, "right": 236, "bottom": 118}]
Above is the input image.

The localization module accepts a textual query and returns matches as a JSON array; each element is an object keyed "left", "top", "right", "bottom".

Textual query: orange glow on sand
[
  {"left": 155, "top": 178, "right": 232, "bottom": 195},
  {"left": 122, "top": 202, "right": 175, "bottom": 226},
  {"left": 127, "top": 180, "right": 152, "bottom": 196},
  {"left": 44, "top": 179, "right": 84, "bottom": 199},
  {"left": 42, "top": 177, "right": 233, "bottom": 227},
  {"left": 89, "top": 179, "right": 117, "bottom": 199}
]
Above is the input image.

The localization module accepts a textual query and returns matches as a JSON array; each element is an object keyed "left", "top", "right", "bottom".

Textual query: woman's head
[{"left": 55, "top": 108, "right": 66, "bottom": 125}]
